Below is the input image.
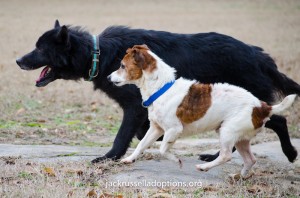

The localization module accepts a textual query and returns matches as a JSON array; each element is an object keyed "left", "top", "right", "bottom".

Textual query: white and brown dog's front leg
[
  {"left": 160, "top": 125, "right": 183, "bottom": 167},
  {"left": 121, "top": 123, "right": 163, "bottom": 164}
]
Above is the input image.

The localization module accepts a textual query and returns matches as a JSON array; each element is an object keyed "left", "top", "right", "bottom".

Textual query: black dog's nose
[
  {"left": 107, "top": 75, "right": 112, "bottom": 82},
  {"left": 16, "top": 58, "right": 21, "bottom": 66}
]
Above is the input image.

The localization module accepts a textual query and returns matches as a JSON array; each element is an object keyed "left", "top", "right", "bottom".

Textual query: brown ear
[
  {"left": 126, "top": 48, "right": 133, "bottom": 54},
  {"left": 132, "top": 49, "right": 145, "bottom": 67},
  {"left": 132, "top": 44, "right": 149, "bottom": 50}
]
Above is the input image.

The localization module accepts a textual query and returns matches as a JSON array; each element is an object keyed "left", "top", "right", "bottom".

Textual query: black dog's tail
[{"left": 255, "top": 47, "right": 300, "bottom": 97}]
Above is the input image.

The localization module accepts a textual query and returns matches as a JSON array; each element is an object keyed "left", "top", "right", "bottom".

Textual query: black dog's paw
[
  {"left": 285, "top": 146, "right": 298, "bottom": 163},
  {"left": 198, "top": 154, "right": 218, "bottom": 162},
  {"left": 91, "top": 156, "right": 109, "bottom": 164},
  {"left": 91, "top": 155, "right": 121, "bottom": 164}
]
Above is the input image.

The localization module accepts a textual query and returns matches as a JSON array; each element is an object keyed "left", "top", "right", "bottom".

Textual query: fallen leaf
[
  {"left": 15, "top": 131, "right": 25, "bottom": 138},
  {"left": 87, "top": 189, "right": 97, "bottom": 197},
  {"left": 84, "top": 116, "right": 93, "bottom": 121},
  {"left": 143, "top": 153, "right": 154, "bottom": 160},
  {"left": 95, "top": 168, "right": 103, "bottom": 175},
  {"left": 247, "top": 185, "right": 261, "bottom": 194},
  {"left": 203, "top": 186, "right": 217, "bottom": 192},
  {"left": 77, "top": 170, "right": 84, "bottom": 176},
  {"left": 67, "top": 190, "right": 73, "bottom": 197},
  {"left": 99, "top": 193, "right": 123, "bottom": 198},
  {"left": 157, "top": 189, "right": 170, "bottom": 193},
  {"left": 43, "top": 167, "right": 56, "bottom": 177},
  {"left": 151, "top": 193, "right": 172, "bottom": 198},
  {"left": 228, "top": 173, "right": 241, "bottom": 183},
  {"left": 0, "top": 156, "right": 21, "bottom": 165},
  {"left": 65, "top": 169, "right": 83, "bottom": 176},
  {"left": 99, "top": 193, "right": 111, "bottom": 198},
  {"left": 16, "top": 108, "right": 25, "bottom": 115},
  {"left": 247, "top": 183, "right": 273, "bottom": 194}
]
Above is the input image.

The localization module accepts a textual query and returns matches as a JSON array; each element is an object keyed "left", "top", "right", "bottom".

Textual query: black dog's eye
[{"left": 120, "top": 64, "right": 125, "bottom": 69}]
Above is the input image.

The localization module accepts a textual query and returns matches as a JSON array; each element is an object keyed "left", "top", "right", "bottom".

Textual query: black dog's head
[{"left": 16, "top": 20, "right": 88, "bottom": 87}]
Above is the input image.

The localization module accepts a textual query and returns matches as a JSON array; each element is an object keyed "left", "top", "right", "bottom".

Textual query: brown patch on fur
[
  {"left": 121, "top": 45, "right": 157, "bottom": 80},
  {"left": 252, "top": 102, "right": 272, "bottom": 129},
  {"left": 176, "top": 83, "right": 212, "bottom": 124}
]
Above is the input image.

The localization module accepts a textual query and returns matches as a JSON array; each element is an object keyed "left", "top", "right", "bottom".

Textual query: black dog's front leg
[{"left": 91, "top": 108, "right": 147, "bottom": 163}]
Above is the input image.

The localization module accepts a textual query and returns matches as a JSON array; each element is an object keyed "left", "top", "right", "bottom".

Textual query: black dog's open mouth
[{"left": 36, "top": 66, "right": 55, "bottom": 87}]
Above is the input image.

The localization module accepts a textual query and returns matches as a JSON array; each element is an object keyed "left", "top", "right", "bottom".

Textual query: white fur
[{"left": 109, "top": 48, "right": 296, "bottom": 177}]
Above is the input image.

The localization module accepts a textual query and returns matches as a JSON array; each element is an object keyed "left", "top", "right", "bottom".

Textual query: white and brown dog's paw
[
  {"left": 121, "top": 157, "right": 135, "bottom": 164},
  {"left": 195, "top": 164, "right": 209, "bottom": 172}
]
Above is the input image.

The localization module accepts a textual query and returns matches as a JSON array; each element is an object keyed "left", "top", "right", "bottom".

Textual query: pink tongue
[{"left": 36, "top": 66, "right": 49, "bottom": 83}]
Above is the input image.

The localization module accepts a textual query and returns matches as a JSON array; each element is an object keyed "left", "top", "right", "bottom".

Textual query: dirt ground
[{"left": 0, "top": 0, "right": 300, "bottom": 197}]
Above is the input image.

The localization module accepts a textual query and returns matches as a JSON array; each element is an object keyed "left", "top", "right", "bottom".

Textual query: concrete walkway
[{"left": 0, "top": 139, "right": 299, "bottom": 186}]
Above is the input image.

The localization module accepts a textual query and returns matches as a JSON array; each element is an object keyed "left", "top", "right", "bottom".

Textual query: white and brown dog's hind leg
[
  {"left": 196, "top": 127, "right": 235, "bottom": 171},
  {"left": 159, "top": 125, "right": 183, "bottom": 167},
  {"left": 121, "top": 123, "right": 164, "bottom": 164},
  {"left": 235, "top": 139, "right": 256, "bottom": 178}
]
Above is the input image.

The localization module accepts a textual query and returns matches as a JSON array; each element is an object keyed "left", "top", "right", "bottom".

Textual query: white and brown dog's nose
[
  {"left": 107, "top": 74, "right": 112, "bottom": 82},
  {"left": 107, "top": 71, "right": 125, "bottom": 86}
]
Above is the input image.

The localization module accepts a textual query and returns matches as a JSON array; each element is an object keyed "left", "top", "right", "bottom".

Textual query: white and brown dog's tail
[
  {"left": 252, "top": 94, "right": 296, "bottom": 129},
  {"left": 271, "top": 94, "right": 297, "bottom": 115}
]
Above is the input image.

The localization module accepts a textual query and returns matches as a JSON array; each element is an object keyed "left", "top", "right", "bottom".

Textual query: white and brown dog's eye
[{"left": 120, "top": 64, "right": 125, "bottom": 69}]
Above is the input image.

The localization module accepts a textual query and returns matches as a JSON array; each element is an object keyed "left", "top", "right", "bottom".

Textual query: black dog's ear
[
  {"left": 54, "top": 20, "right": 60, "bottom": 28},
  {"left": 57, "top": 25, "right": 70, "bottom": 46}
]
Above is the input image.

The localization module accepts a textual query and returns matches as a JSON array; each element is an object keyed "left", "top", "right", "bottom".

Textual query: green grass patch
[
  {"left": 101, "top": 121, "right": 121, "bottom": 135},
  {"left": 183, "top": 153, "right": 194, "bottom": 157},
  {"left": 66, "top": 180, "right": 86, "bottom": 187},
  {"left": 56, "top": 152, "right": 78, "bottom": 157},
  {"left": 193, "top": 188, "right": 204, "bottom": 197},
  {"left": 130, "top": 138, "right": 140, "bottom": 148},
  {"left": 18, "top": 171, "right": 33, "bottom": 180},
  {"left": 66, "top": 120, "right": 81, "bottom": 125},
  {"left": 21, "top": 122, "right": 45, "bottom": 128},
  {"left": 81, "top": 141, "right": 112, "bottom": 147},
  {"left": 23, "top": 99, "right": 40, "bottom": 110},
  {"left": 0, "top": 120, "right": 19, "bottom": 129}
]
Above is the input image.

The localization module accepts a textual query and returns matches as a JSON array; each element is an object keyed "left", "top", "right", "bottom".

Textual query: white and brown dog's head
[{"left": 108, "top": 44, "right": 157, "bottom": 86}]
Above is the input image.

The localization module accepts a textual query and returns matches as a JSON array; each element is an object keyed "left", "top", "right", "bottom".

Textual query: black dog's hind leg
[
  {"left": 91, "top": 108, "right": 147, "bottom": 163},
  {"left": 199, "top": 147, "right": 236, "bottom": 162},
  {"left": 265, "top": 115, "right": 297, "bottom": 162}
]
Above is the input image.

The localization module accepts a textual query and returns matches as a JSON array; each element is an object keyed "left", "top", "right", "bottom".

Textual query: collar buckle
[
  {"left": 91, "top": 49, "right": 100, "bottom": 55},
  {"left": 89, "top": 69, "right": 99, "bottom": 78}
]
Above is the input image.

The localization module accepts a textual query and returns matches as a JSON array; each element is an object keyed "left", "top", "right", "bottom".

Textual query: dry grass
[
  {"left": 1, "top": 156, "right": 299, "bottom": 197},
  {"left": 0, "top": 0, "right": 300, "bottom": 197}
]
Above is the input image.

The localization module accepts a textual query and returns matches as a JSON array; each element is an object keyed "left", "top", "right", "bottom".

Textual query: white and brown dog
[{"left": 108, "top": 45, "right": 296, "bottom": 177}]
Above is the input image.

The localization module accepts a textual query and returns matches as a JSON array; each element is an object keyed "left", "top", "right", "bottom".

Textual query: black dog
[{"left": 16, "top": 20, "right": 300, "bottom": 163}]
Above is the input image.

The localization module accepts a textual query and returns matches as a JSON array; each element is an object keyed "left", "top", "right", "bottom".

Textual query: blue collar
[{"left": 142, "top": 81, "right": 175, "bottom": 108}]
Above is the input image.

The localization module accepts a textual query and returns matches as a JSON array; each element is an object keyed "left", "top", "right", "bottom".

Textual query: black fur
[{"left": 16, "top": 21, "right": 300, "bottom": 163}]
